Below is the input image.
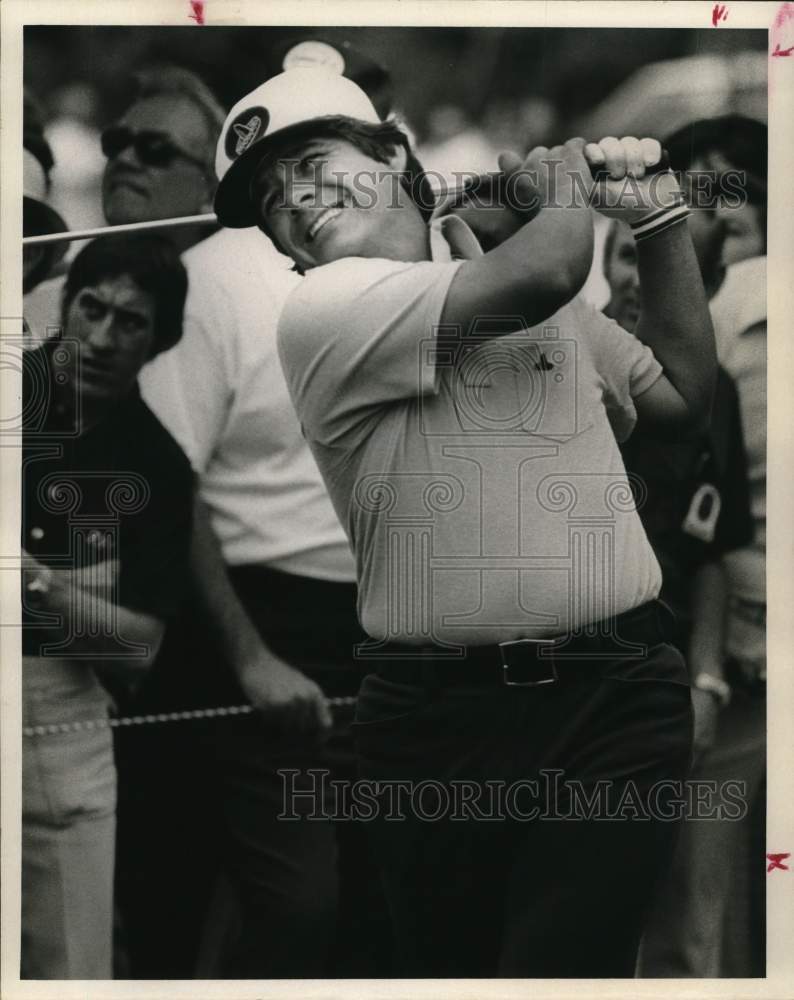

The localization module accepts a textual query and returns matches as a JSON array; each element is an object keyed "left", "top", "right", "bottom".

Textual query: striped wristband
[{"left": 630, "top": 195, "right": 690, "bottom": 242}]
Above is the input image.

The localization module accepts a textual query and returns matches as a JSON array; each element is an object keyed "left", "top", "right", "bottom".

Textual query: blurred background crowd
[
  {"left": 25, "top": 25, "right": 767, "bottom": 235},
  {"left": 19, "top": 23, "right": 769, "bottom": 984}
]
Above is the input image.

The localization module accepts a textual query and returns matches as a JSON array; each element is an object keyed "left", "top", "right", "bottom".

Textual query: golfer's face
[{"left": 254, "top": 138, "right": 404, "bottom": 271}]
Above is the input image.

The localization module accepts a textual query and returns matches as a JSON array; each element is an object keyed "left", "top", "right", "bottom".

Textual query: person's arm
[
  {"left": 441, "top": 139, "right": 595, "bottom": 330},
  {"left": 189, "top": 495, "right": 332, "bottom": 738},
  {"left": 631, "top": 224, "right": 717, "bottom": 432},
  {"left": 689, "top": 559, "right": 728, "bottom": 680},
  {"left": 22, "top": 549, "right": 165, "bottom": 672},
  {"left": 589, "top": 138, "right": 717, "bottom": 432},
  {"left": 688, "top": 559, "right": 730, "bottom": 759},
  {"left": 278, "top": 138, "right": 659, "bottom": 445}
]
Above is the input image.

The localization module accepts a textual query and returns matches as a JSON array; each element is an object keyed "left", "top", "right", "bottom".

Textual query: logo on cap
[{"left": 225, "top": 106, "right": 270, "bottom": 160}]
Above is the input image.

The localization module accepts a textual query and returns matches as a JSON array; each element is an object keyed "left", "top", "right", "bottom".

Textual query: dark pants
[
  {"left": 115, "top": 565, "right": 392, "bottom": 979},
  {"left": 353, "top": 641, "right": 693, "bottom": 978}
]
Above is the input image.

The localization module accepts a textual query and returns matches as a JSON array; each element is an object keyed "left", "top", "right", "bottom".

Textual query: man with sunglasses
[{"left": 100, "top": 65, "right": 221, "bottom": 248}]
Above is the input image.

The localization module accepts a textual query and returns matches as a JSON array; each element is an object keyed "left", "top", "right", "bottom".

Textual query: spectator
[
  {"left": 120, "top": 46, "right": 393, "bottom": 978},
  {"left": 20, "top": 234, "right": 193, "bottom": 978},
  {"left": 45, "top": 82, "right": 106, "bottom": 234},
  {"left": 418, "top": 103, "right": 499, "bottom": 193},
  {"left": 101, "top": 65, "right": 221, "bottom": 239},
  {"left": 667, "top": 114, "right": 766, "bottom": 291},
  {"left": 638, "top": 115, "right": 767, "bottom": 978},
  {"left": 603, "top": 218, "right": 752, "bottom": 746}
]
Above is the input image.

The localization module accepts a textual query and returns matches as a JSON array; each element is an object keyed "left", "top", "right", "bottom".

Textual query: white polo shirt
[
  {"left": 139, "top": 227, "right": 356, "bottom": 582},
  {"left": 277, "top": 217, "right": 663, "bottom": 645}
]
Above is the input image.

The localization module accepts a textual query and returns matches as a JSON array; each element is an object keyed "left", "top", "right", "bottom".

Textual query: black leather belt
[{"left": 367, "top": 600, "right": 675, "bottom": 688}]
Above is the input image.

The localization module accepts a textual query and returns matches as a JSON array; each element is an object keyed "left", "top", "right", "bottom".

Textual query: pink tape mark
[
  {"left": 189, "top": 0, "right": 205, "bottom": 25},
  {"left": 712, "top": 3, "right": 728, "bottom": 26},
  {"left": 766, "top": 852, "right": 790, "bottom": 873},
  {"left": 771, "top": 2, "right": 794, "bottom": 55},
  {"left": 774, "top": 1, "right": 794, "bottom": 28}
]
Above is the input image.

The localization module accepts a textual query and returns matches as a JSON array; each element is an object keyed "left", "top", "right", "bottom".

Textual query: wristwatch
[{"left": 693, "top": 672, "right": 732, "bottom": 709}]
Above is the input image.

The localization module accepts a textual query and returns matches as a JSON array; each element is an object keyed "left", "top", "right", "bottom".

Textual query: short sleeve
[
  {"left": 277, "top": 256, "right": 463, "bottom": 446},
  {"left": 577, "top": 300, "right": 663, "bottom": 442},
  {"left": 139, "top": 285, "right": 237, "bottom": 475}
]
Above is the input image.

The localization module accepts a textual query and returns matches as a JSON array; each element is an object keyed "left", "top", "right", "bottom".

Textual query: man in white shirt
[
  {"left": 211, "top": 66, "right": 716, "bottom": 977},
  {"left": 110, "top": 51, "right": 394, "bottom": 978},
  {"left": 121, "top": 224, "right": 371, "bottom": 978}
]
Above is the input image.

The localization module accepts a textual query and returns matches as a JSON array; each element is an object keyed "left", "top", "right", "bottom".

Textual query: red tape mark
[
  {"left": 712, "top": 3, "right": 728, "bottom": 26},
  {"left": 766, "top": 852, "right": 790, "bottom": 873},
  {"left": 189, "top": 1, "right": 205, "bottom": 25}
]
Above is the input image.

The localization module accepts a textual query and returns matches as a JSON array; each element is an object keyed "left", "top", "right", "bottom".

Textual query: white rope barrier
[
  {"left": 23, "top": 213, "right": 218, "bottom": 247},
  {"left": 23, "top": 696, "right": 358, "bottom": 737}
]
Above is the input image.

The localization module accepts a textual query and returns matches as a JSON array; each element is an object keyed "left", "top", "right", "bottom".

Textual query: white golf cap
[{"left": 214, "top": 67, "right": 380, "bottom": 228}]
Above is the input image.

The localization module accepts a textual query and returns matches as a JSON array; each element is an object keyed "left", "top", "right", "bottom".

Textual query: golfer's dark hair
[
  {"left": 62, "top": 234, "right": 188, "bottom": 359},
  {"left": 253, "top": 115, "right": 436, "bottom": 259}
]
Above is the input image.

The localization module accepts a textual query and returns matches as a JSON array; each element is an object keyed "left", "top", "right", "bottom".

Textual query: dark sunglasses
[{"left": 101, "top": 125, "right": 207, "bottom": 172}]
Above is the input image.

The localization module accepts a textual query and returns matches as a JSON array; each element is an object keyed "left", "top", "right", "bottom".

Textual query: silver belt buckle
[{"left": 499, "top": 637, "right": 558, "bottom": 687}]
